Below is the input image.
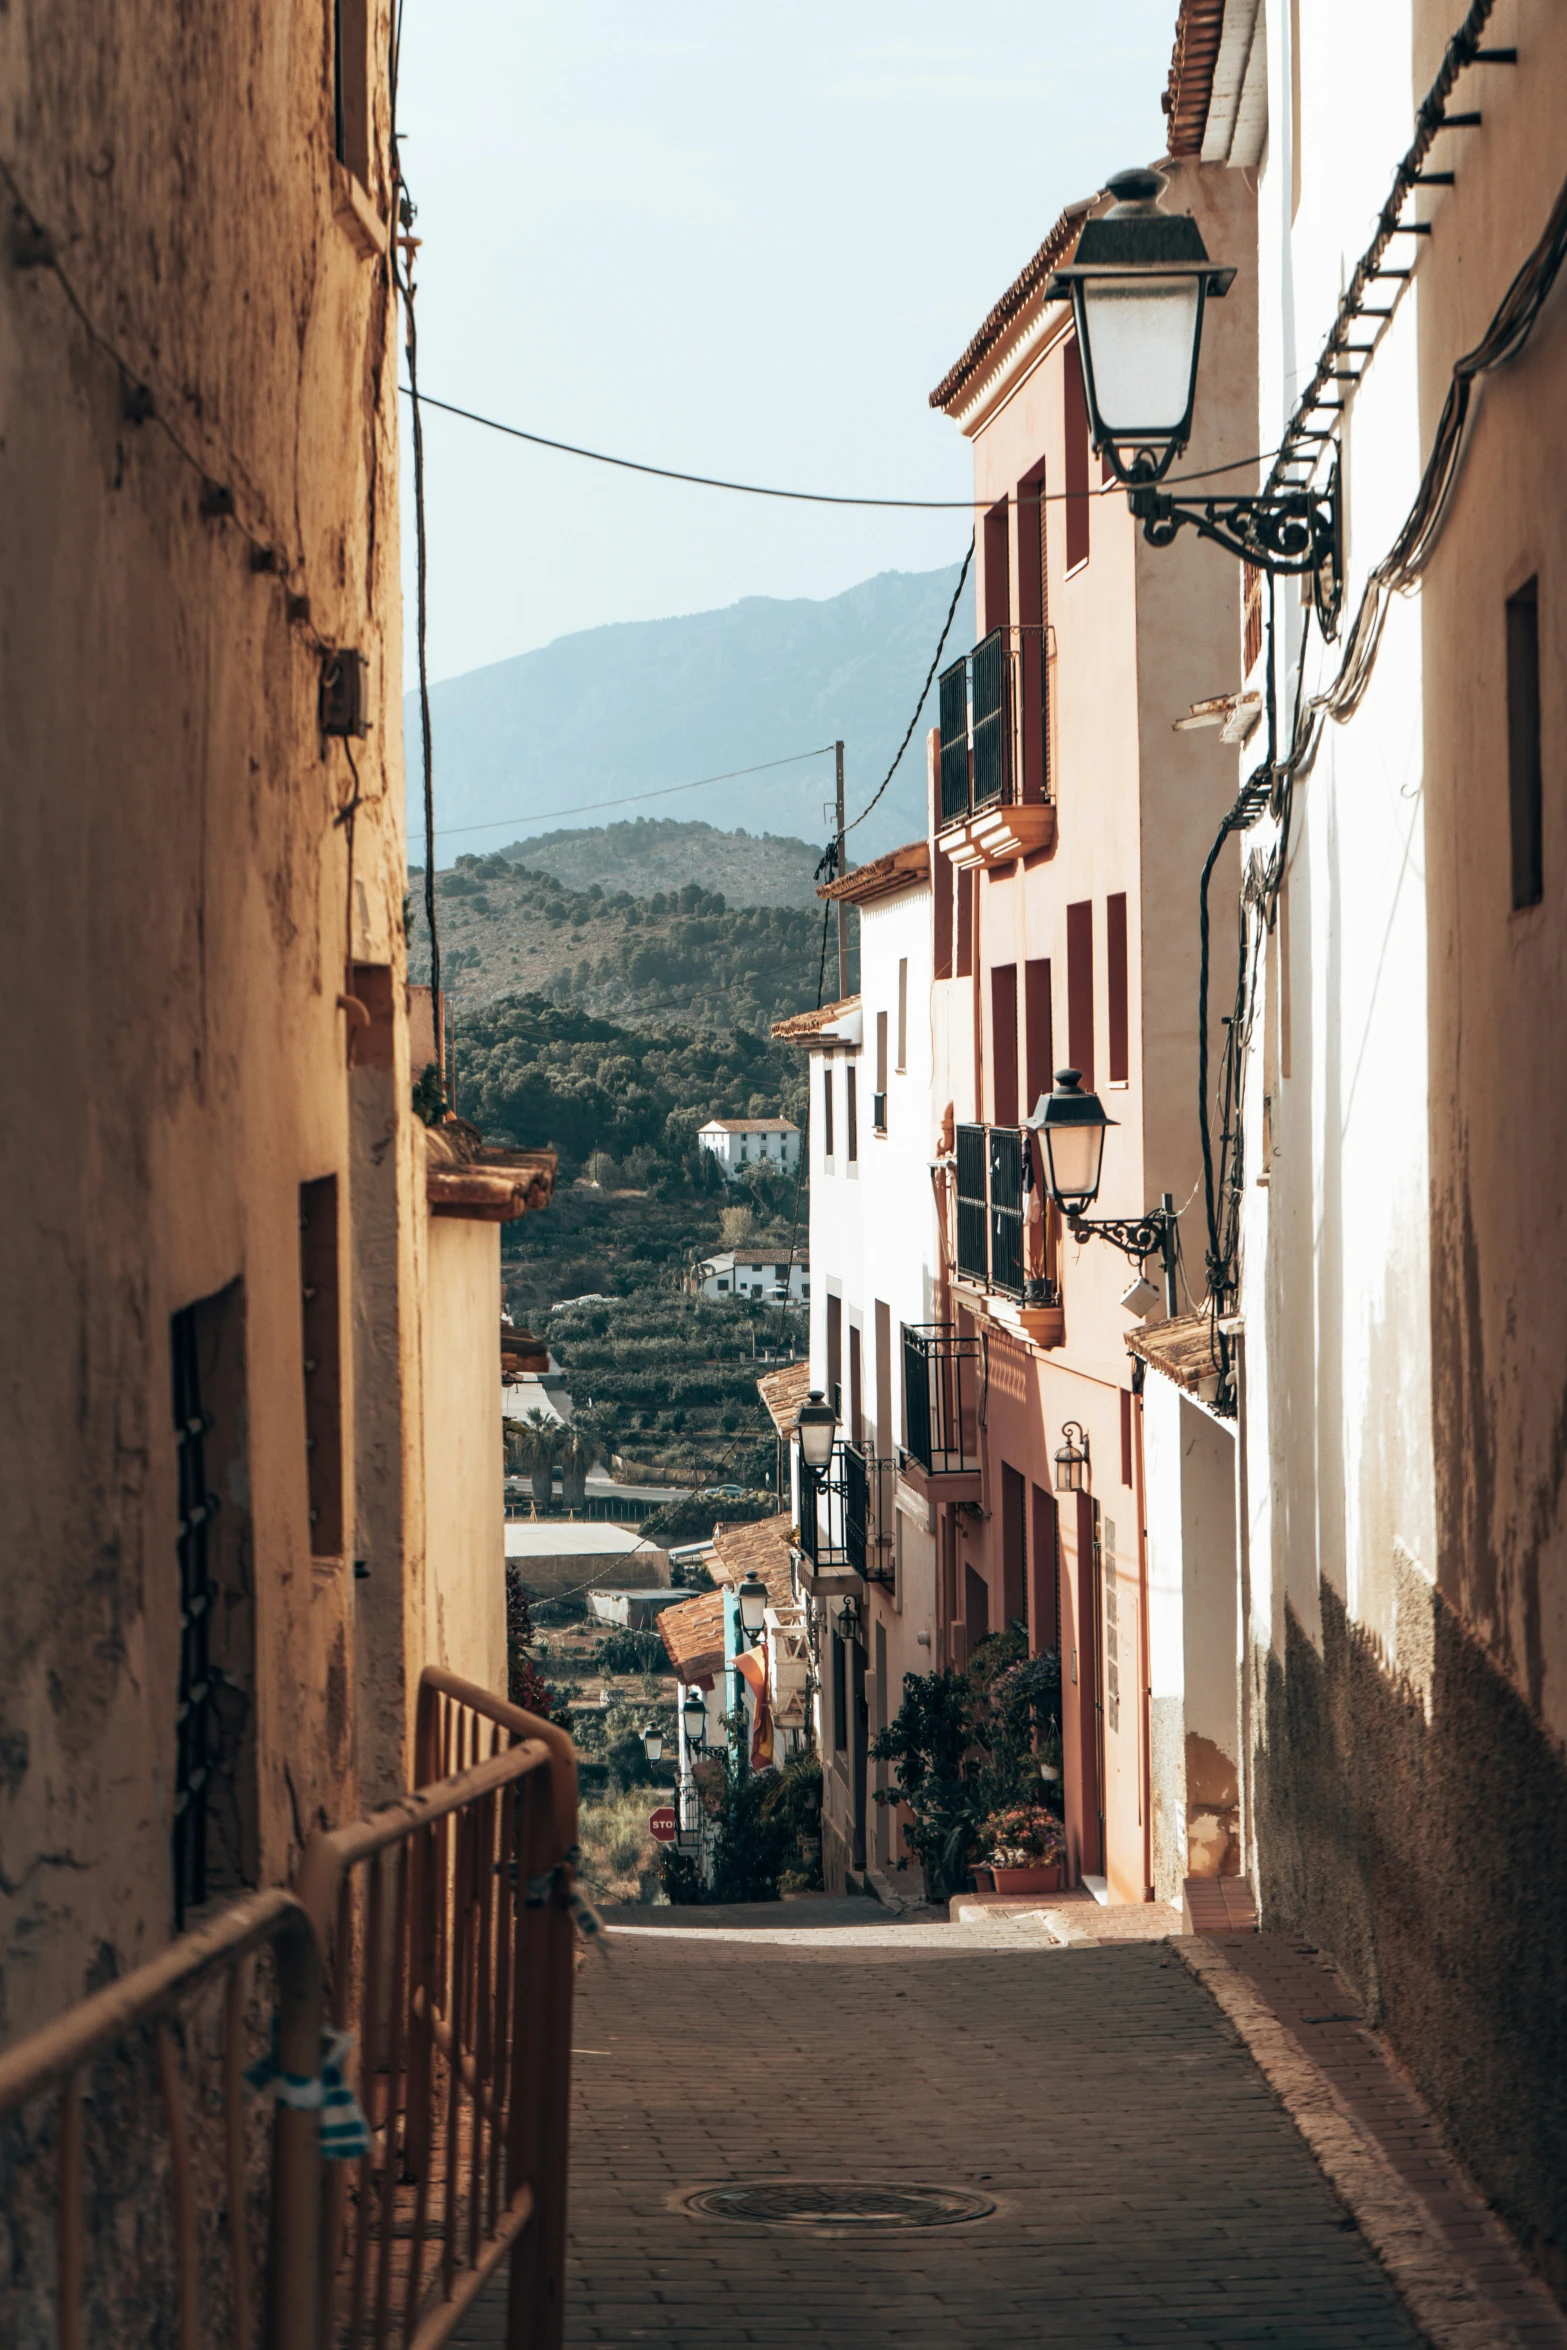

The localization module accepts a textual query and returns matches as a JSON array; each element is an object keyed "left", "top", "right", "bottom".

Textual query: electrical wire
[
  {"left": 414, "top": 745, "right": 838, "bottom": 855},
  {"left": 843, "top": 537, "right": 975, "bottom": 841},
  {"left": 400, "top": 387, "right": 1282, "bottom": 510},
  {"left": 394, "top": 188, "right": 444, "bottom": 1074}
]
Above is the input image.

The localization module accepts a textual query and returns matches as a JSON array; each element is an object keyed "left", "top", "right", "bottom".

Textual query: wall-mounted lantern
[
  {"left": 1029, "top": 1071, "right": 1178, "bottom": 1316},
  {"left": 640, "top": 1723, "right": 664, "bottom": 1766},
  {"left": 680, "top": 1687, "right": 708, "bottom": 1751},
  {"left": 1054, "top": 1423, "right": 1090, "bottom": 1493},
  {"left": 794, "top": 1389, "right": 838, "bottom": 1476},
  {"left": 1047, "top": 167, "right": 1339, "bottom": 596},
  {"left": 737, "top": 1569, "right": 769, "bottom": 1643}
]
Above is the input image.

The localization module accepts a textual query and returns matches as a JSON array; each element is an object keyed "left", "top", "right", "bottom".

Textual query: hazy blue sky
[{"left": 395, "top": 4, "right": 1177, "bottom": 687}]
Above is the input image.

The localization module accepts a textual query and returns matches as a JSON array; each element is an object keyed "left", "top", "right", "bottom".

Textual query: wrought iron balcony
[
  {"left": 902, "top": 1324, "right": 982, "bottom": 1477},
  {"left": 844, "top": 1444, "right": 895, "bottom": 1586},
  {"left": 937, "top": 625, "right": 1054, "bottom": 830},
  {"left": 955, "top": 1123, "right": 1050, "bottom": 1301}
]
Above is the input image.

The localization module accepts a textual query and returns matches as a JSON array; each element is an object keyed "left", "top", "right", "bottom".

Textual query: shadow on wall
[{"left": 1253, "top": 1569, "right": 1567, "bottom": 2302}]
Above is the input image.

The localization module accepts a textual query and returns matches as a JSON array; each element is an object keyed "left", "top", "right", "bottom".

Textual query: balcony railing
[
  {"left": 937, "top": 626, "right": 1052, "bottom": 829},
  {"left": 0, "top": 1669, "right": 578, "bottom": 2350},
  {"left": 844, "top": 1445, "right": 895, "bottom": 1586},
  {"left": 955, "top": 1123, "right": 988, "bottom": 1283},
  {"left": 989, "top": 1126, "right": 1025, "bottom": 1298},
  {"left": 902, "top": 1324, "right": 982, "bottom": 1476},
  {"left": 796, "top": 1440, "right": 850, "bottom": 1572}
]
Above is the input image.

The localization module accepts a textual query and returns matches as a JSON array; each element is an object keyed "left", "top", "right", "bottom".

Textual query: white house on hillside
[
  {"left": 691, "top": 1247, "right": 809, "bottom": 1303},
  {"left": 697, "top": 1117, "right": 800, "bottom": 1179}
]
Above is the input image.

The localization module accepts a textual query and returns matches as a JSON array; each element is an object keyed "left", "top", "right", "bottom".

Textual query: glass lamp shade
[
  {"left": 1046, "top": 166, "right": 1233, "bottom": 486},
  {"left": 1074, "top": 273, "right": 1203, "bottom": 452},
  {"left": 1054, "top": 1424, "right": 1089, "bottom": 1493},
  {"left": 1029, "top": 1068, "right": 1114, "bottom": 1215},
  {"left": 681, "top": 1688, "right": 707, "bottom": 1744},
  {"left": 737, "top": 1569, "right": 769, "bottom": 1636},
  {"left": 641, "top": 1724, "right": 664, "bottom": 1765},
  {"left": 794, "top": 1388, "right": 838, "bottom": 1473}
]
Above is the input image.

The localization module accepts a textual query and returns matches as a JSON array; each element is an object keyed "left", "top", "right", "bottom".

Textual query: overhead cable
[
  {"left": 843, "top": 537, "right": 975, "bottom": 840},
  {"left": 413, "top": 745, "right": 838, "bottom": 855},
  {"left": 400, "top": 387, "right": 1280, "bottom": 510}
]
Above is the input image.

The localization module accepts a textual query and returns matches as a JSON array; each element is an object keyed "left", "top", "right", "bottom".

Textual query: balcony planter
[
  {"left": 990, "top": 1863, "right": 1061, "bottom": 1895},
  {"left": 969, "top": 1864, "right": 995, "bottom": 1892}
]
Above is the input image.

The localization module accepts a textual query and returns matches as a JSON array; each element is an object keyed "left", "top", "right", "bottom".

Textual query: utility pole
[{"left": 835, "top": 739, "right": 848, "bottom": 1001}]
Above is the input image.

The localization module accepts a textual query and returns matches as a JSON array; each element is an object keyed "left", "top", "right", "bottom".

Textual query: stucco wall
[{"left": 423, "top": 1219, "right": 506, "bottom": 1700}]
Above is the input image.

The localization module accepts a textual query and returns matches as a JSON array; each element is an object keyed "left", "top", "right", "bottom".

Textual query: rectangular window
[
  {"left": 821, "top": 1059, "right": 835, "bottom": 1158},
  {"left": 1024, "top": 957, "right": 1053, "bottom": 1116},
  {"left": 846, "top": 1064, "right": 859, "bottom": 1162},
  {"left": 1066, "top": 900, "right": 1094, "bottom": 1088},
  {"left": 955, "top": 865, "right": 974, "bottom": 979},
  {"left": 875, "top": 1301, "right": 893, "bottom": 1456},
  {"left": 990, "top": 964, "right": 1019, "bottom": 1127},
  {"left": 300, "top": 1176, "right": 343, "bottom": 1557},
  {"left": 849, "top": 1324, "right": 862, "bottom": 1447},
  {"left": 1120, "top": 1389, "right": 1135, "bottom": 1489},
  {"left": 934, "top": 850, "right": 954, "bottom": 980},
  {"left": 827, "top": 1294, "right": 842, "bottom": 1420},
  {"left": 1508, "top": 577, "right": 1543, "bottom": 908},
  {"left": 1064, "top": 337, "right": 1091, "bottom": 573},
  {"left": 1018, "top": 467, "right": 1047, "bottom": 801},
  {"left": 982, "top": 496, "right": 1011, "bottom": 635},
  {"left": 896, "top": 958, "right": 908, "bottom": 1070},
  {"left": 170, "top": 1280, "right": 256, "bottom": 1929},
  {"left": 875, "top": 1010, "right": 889, "bottom": 1132},
  {"left": 332, "top": 0, "right": 370, "bottom": 181},
  {"left": 1031, "top": 1484, "right": 1060, "bottom": 1652},
  {"left": 964, "top": 1562, "right": 991, "bottom": 1649},
  {"left": 1001, "top": 1462, "right": 1028, "bottom": 1633},
  {"left": 1106, "top": 892, "right": 1129, "bottom": 1083}
]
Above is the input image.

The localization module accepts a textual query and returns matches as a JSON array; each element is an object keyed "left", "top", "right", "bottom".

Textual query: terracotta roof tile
[
  {"left": 756, "top": 1360, "right": 811, "bottom": 1437},
  {"left": 929, "top": 200, "right": 1095, "bottom": 413},
  {"left": 1126, "top": 1310, "right": 1224, "bottom": 1393},
  {"left": 817, "top": 840, "right": 930, "bottom": 907},
  {"left": 657, "top": 1590, "right": 726, "bottom": 1687},
  {"left": 709, "top": 1514, "right": 796, "bottom": 1615},
  {"left": 770, "top": 994, "right": 861, "bottom": 1043},
  {"left": 1163, "top": 0, "right": 1227, "bottom": 157}
]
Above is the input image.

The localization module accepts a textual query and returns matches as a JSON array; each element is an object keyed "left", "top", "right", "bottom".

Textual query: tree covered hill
[
  {"left": 453, "top": 992, "right": 808, "bottom": 1179},
  {"left": 412, "top": 850, "right": 846, "bottom": 1037}
]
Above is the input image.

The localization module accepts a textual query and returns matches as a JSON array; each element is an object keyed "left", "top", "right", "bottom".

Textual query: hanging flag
[{"left": 733, "top": 1641, "right": 774, "bottom": 1767}]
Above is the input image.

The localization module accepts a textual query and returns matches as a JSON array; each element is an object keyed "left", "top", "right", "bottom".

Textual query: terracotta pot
[
  {"left": 969, "top": 1865, "right": 995, "bottom": 1891},
  {"left": 989, "top": 1863, "right": 1061, "bottom": 1894}
]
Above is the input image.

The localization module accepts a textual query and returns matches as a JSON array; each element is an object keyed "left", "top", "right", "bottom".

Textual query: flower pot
[
  {"left": 989, "top": 1863, "right": 1061, "bottom": 1894},
  {"left": 969, "top": 1865, "right": 995, "bottom": 1892}
]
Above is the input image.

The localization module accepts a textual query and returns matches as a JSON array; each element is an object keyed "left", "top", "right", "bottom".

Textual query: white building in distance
[
  {"left": 691, "top": 1247, "right": 809, "bottom": 1303},
  {"left": 697, "top": 1117, "right": 800, "bottom": 1179}
]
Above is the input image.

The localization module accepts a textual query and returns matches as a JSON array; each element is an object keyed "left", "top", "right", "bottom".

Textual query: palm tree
[
  {"left": 558, "top": 1412, "right": 605, "bottom": 1513},
  {"left": 513, "top": 1408, "right": 562, "bottom": 1513}
]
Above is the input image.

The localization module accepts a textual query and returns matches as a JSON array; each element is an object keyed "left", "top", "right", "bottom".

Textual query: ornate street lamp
[
  {"left": 640, "top": 1722, "right": 664, "bottom": 1766},
  {"left": 794, "top": 1389, "right": 838, "bottom": 1477},
  {"left": 737, "top": 1569, "right": 769, "bottom": 1644},
  {"left": 1047, "top": 167, "right": 1339, "bottom": 592},
  {"left": 835, "top": 1590, "right": 861, "bottom": 1643},
  {"left": 1054, "top": 1422, "right": 1090, "bottom": 1494},
  {"left": 1029, "top": 1070, "right": 1179, "bottom": 1316},
  {"left": 680, "top": 1686, "right": 708, "bottom": 1751}
]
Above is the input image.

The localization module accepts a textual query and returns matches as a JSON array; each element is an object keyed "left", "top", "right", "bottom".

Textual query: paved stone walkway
[{"left": 453, "top": 1899, "right": 1423, "bottom": 2348}]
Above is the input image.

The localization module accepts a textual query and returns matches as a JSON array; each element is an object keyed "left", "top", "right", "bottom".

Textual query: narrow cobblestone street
[{"left": 456, "top": 1900, "right": 1429, "bottom": 2348}]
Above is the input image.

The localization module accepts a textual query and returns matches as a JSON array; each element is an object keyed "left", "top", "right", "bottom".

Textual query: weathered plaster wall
[{"left": 0, "top": 0, "right": 407, "bottom": 2034}]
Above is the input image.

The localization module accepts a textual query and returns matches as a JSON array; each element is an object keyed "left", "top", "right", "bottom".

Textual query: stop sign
[{"left": 648, "top": 1806, "right": 678, "bottom": 1844}]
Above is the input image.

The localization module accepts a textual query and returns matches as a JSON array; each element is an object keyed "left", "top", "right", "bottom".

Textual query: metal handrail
[
  {"left": 294, "top": 1668, "right": 577, "bottom": 2350},
  {"left": 0, "top": 1885, "right": 321, "bottom": 2350}
]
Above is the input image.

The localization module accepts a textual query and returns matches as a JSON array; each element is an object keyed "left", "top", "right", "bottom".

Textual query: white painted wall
[{"left": 698, "top": 1122, "right": 801, "bottom": 1178}]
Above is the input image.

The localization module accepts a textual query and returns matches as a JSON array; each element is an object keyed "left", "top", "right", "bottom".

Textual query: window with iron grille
[
  {"left": 901, "top": 1325, "right": 982, "bottom": 1477},
  {"left": 970, "top": 630, "right": 1010, "bottom": 809},
  {"left": 844, "top": 1443, "right": 869, "bottom": 1577},
  {"left": 988, "top": 1126, "right": 1025, "bottom": 1297},
  {"left": 170, "top": 1281, "right": 255, "bottom": 1930},
  {"left": 938, "top": 659, "right": 970, "bottom": 823},
  {"left": 955, "top": 1124, "right": 988, "bottom": 1283}
]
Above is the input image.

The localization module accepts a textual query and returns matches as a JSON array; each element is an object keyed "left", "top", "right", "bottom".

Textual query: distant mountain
[
  {"left": 495, "top": 818, "right": 823, "bottom": 909},
  {"left": 407, "top": 562, "right": 972, "bottom": 864}
]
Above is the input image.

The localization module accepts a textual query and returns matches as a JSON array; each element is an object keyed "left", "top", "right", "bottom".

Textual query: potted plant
[{"left": 980, "top": 1804, "right": 1067, "bottom": 1894}]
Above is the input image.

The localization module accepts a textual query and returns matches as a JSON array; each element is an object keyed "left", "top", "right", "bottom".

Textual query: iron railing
[
  {"left": 955, "top": 1124, "right": 988, "bottom": 1282},
  {"left": 844, "top": 1446, "right": 895, "bottom": 1585},
  {"left": 937, "top": 628, "right": 1052, "bottom": 828},
  {"left": 795, "top": 1440, "right": 850, "bottom": 1571},
  {"left": 0, "top": 1671, "right": 578, "bottom": 2350},
  {"left": 901, "top": 1325, "right": 982, "bottom": 1476}
]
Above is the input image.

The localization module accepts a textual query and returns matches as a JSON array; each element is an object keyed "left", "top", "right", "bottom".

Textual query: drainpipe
[{"left": 1132, "top": 1372, "right": 1154, "bottom": 1903}]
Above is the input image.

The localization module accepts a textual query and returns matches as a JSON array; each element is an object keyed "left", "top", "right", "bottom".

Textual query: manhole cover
[{"left": 684, "top": 2183, "right": 994, "bottom": 2229}]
